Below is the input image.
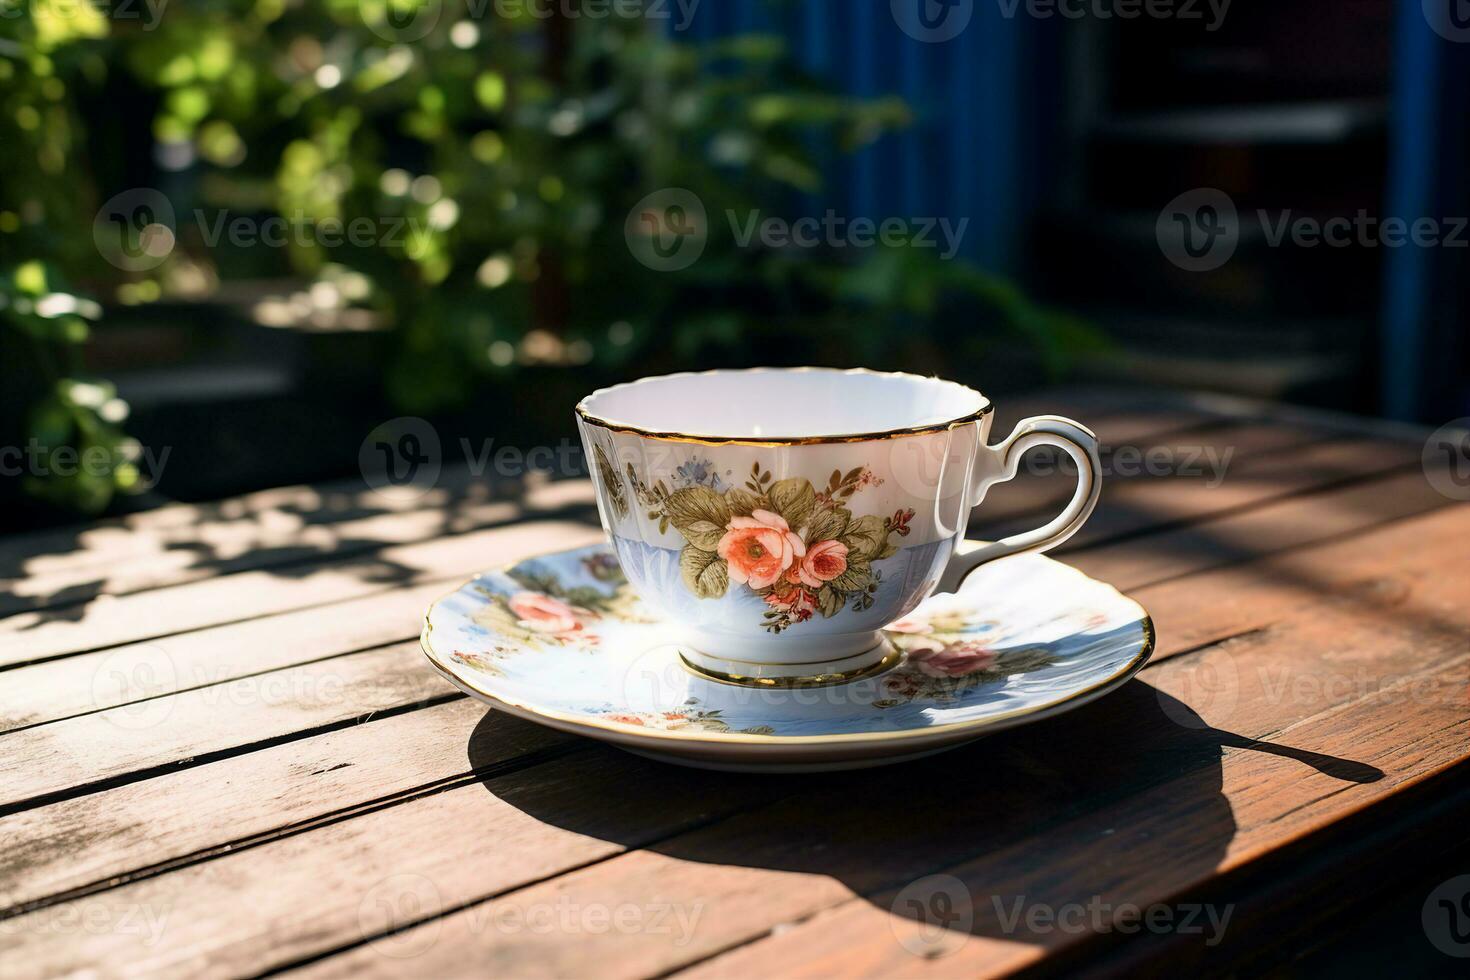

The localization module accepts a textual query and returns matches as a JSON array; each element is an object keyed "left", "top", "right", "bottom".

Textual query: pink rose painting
[
  {"left": 787, "top": 538, "right": 849, "bottom": 589},
  {"left": 908, "top": 640, "right": 999, "bottom": 678},
  {"left": 644, "top": 463, "right": 915, "bottom": 633},
  {"left": 508, "top": 591, "right": 582, "bottom": 636},
  {"left": 718, "top": 509, "right": 806, "bottom": 589}
]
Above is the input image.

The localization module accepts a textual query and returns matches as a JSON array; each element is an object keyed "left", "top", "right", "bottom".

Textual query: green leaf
[
  {"left": 767, "top": 477, "right": 815, "bottom": 530},
  {"left": 680, "top": 546, "right": 729, "bottom": 599},
  {"left": 829, "top": 557, "right": 871, "bottom": 594},
  {"left": 806, "top": 507, "right": 848, "bottom": 543},
  {"left": 725, "top": 486, "right": 764, "bottom": 516},
  {"left": 684, "top": 519, "right": 725, "bottom": 552},
  {"left": 816, "top": 586, "right": 843, "bottom": 618},
  {"left": 841, "top": 514, "right": 888, "bottom": 559},
  {"left": 664, "top": 486, "right": 730, "bottom": 536}
]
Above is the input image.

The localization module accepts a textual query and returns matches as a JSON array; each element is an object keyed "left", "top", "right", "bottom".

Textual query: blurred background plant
[{"left": 0, "top": 0, "right": 1096, "bottom": 524}]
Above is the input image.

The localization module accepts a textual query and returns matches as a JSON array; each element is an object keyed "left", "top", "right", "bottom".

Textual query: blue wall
[{"left": 682, "top": 1, "right": 1054, "bottom": 276}]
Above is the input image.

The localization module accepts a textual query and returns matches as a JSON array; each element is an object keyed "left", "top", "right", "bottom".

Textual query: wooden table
[{"left": 3, "top": 388, "right": 1468, "bottom": 978}]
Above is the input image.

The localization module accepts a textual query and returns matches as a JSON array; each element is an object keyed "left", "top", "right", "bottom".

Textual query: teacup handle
[{"left": 937, "top": 415, "right": 1102, "bottom": 593}]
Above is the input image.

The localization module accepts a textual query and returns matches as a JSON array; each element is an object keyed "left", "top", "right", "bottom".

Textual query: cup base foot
[{"left": 677, "top": 637, "right": 901, "bottom": 689}]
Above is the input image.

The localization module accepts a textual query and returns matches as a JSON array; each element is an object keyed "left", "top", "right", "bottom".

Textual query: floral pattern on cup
[
  {"left": 592, "top": 442, "right": 629, "bottom": 521},
  {"left": 632, "top": 462, "right": 914, "bottom": 633}
]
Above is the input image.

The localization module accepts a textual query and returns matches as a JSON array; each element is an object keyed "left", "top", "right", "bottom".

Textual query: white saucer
[{"left": 422, "top": 543, "right": 1154, "bottom": 772}]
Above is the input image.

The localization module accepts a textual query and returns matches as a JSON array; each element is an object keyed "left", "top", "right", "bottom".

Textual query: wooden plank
[
  {"left": 6, "top": 504, "right": 1464, "bottom": 978},
  {"left": 0, "top": 748, "right": 792, "bottom": 980},
  {"left": 674, "top": 657, "right": 1470, "bottom": 979},
  {"left": 0, "top": 519, "right": 603, "bottom": 669},
  {"left": 0, "top": 472, "right": 595, "bottom": 619},
  {"left": 974, "top": 417, "right": 1340, "bottom": 533},
  {"left": 1071, "top": 465, "right": 1455, "bottom": 591},
  {"left": 980, "top": 434, "right": 1422, "bottom": 552},
  {"left": 0, "top": 642, "right": 455, "bottom": 814},
  {"left": 274, "top": 504, "right": 1470, "bottom": 979},
  {"left": 0, "top": 700, "right": 572, "bottom": 913},
  {"left": 0, "top": 579, "right": 463, "bottom": 734}
]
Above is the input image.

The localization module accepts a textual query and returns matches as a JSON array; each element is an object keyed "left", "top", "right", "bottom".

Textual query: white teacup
[{"left": 575, "top": 368, "right": 1101, "bottom": 684}]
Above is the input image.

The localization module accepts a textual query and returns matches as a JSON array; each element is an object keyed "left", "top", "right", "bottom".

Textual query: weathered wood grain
[
  {"left": 673, "top": 658, "right": 1470, "bottom": 979},
  {"left": 0, "top": 519, "right": 603, "bottom": 669},
  {"left": 0, "top": 391, "right": 1458, "bottom": 980},
  {"left": 265, "top": 504, "right": 1470, "bottom": 979},
  {"left": 6, "top": 502, "right": 1464, "bottom": 979},
  {"left": 5, "top": 485, "right": 1450, "bottom": 933},
  {"left": 0, "top": 642, "right": 456, "bottom": 814},
  {"left": 0, "top": 748, "right": 792, "bottom": 979},
  {"left": 974, "top": 418, "right": 1342, "bottom": 536},
  {"left": 0, "top": 700, "right": 573, "bottom": 913},
  {"left": 0, "top": 473, "right": 595, "bottom": 619},
  {"left": 0, "top": 579, "right": 462, "bottom": 733},
  {"left": 1071, "top": 466, "right": 1455, "bottom": 590},
  {"left": 983, "top": 434, "right": 1422, "bottom": 553}
]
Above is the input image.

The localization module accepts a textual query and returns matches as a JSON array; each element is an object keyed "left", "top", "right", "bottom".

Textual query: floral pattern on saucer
[{"left": 424, "top": 542, "right": 1153, "bottom": 754}]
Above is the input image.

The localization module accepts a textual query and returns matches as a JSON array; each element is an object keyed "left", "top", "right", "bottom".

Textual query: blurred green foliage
[{"left": 0, "top": 0, "right": 1098, "bottom": 514}]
